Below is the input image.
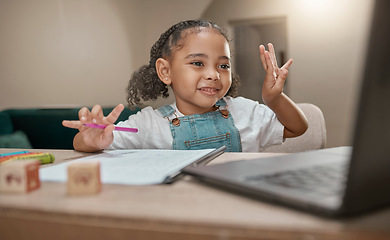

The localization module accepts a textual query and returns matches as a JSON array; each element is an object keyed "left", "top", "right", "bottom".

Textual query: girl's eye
[
  {"left": 191, "top": 61, "right": 204, "bottom": 67},
  {"left": 219, "top": 64, "right": 230, "bottom": 69}
]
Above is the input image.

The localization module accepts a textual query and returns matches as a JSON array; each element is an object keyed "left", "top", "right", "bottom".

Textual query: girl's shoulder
[
  {"left": 128, "top": 104, "right": 177, "bottom": 122},
  {"left": 224, "top": 96, "right": 274, "bottom": 115},
  {"left": 131, "top": 105, "right": 167, "bottom": 119},
  {"left": 224, "top": 96, "right": 264, "bottom": 108}
]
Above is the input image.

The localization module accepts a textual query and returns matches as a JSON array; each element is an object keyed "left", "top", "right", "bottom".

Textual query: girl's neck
[{"left": 175, "top": 103, "right": 217, "bottom": 116}]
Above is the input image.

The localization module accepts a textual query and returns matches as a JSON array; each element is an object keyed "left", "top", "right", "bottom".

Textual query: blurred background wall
[{"left": 0, "top": 0, "right": 375, "bottom": 147}]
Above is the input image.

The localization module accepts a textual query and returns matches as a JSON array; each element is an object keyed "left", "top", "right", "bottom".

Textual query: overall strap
[
  {"left": 158, "top": 105, "right": 176, "bottom": 118},
  {"left": 215, "top": 98, "right": 227, "bottom": 107}
]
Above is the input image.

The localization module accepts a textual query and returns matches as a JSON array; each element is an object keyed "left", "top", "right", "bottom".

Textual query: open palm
[{"left": 259, "top": 43, "right": 293, "bottom": 105}]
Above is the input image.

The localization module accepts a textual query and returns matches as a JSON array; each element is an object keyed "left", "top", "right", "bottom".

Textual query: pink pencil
[{"left": 84, "top": 123, "right": 138, "bottom": 133}]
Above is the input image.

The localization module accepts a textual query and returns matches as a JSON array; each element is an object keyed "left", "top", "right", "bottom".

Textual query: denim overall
[{"left": 158, "top": 99, "right": 242, "bottom": 152}]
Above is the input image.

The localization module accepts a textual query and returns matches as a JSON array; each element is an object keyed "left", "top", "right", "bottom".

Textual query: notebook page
[{"left": 39, "top": 149, "right": 215, "bottom": 185}]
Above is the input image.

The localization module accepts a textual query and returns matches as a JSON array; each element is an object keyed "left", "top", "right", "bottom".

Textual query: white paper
[{"left": 39, "top": 149, "right": 215, "bottom": 185}]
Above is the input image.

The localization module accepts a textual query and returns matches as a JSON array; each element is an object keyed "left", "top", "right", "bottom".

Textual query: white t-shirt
[{"left": 108, "top": 96, "right": 284, "bottom": 152}]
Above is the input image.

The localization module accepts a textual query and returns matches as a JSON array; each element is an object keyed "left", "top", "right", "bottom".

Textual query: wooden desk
[{"left": 1, "top": 149, "right": 390, "bottom": 240}]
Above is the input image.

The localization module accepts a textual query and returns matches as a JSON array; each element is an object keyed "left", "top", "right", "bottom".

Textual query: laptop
[{"left": 183, "top": 0, "right": 390, "bottom": 217}]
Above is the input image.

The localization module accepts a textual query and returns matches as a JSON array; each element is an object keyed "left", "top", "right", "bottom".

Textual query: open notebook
[{"left": 40, "top": 147, "right": 225, "bottom": 185}]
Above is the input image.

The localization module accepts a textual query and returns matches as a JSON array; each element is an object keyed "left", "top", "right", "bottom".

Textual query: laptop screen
[{"left": 344, "top": 0, "right": 390, "bottom": 211}]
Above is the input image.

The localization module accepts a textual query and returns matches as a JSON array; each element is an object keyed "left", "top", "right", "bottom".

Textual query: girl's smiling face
[{"left": 164, "top": 28, "right": 232, "bottom": 115}]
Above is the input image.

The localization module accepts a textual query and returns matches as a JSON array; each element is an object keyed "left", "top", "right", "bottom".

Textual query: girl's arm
[
  {"left": 259, "top": 43, "right": 308, "bottom": 138},
  {"left": 62, "top": 104, "right": 124, "bottom": 152}
]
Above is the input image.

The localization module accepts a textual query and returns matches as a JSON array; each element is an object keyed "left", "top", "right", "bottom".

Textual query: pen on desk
[
  {"left": 0, "top": 152, "right": 36, "bottom": 162},
  {"left": 83, "top": 123, "right": 138, "bottom": 133},
  {"left": 0, "top": 151, "right": 29, "bottom": 157},
  {"left": 0, "top": 152, "right": 55, "bottom": 164}
]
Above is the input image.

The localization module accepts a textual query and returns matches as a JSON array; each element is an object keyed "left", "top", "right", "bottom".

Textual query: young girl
[{"left": 62, "top": 19, "right": 308, "bottom": 153}]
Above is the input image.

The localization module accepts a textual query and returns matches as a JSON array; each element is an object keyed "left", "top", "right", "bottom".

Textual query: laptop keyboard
[{"left": 245, "top": 162, "right": 349, "bottom": 196}]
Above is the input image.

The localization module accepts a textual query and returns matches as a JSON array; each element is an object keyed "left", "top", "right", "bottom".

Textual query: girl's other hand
[
  {"left": 259, "top": 43, "right": 293, "bottom": 106},
  {"left": 62, "top": 104, "right": 125, "bottom": 152}
]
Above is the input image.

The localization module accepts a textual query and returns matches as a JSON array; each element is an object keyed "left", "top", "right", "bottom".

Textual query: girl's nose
[{"left": 205, "top": 68, "right": 220, "bottom": 81}]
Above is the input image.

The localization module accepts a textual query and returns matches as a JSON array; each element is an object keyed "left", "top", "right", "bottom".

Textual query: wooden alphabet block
[
  {"left": 67, "top": 161, "right": 101, "bottom": 195},
  {"left": 0, "top": 160, "right": 40, "bottom": 193}
]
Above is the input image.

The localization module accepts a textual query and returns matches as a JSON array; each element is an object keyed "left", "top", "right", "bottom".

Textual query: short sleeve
[{"left": 226, "top": 97, "right": 284, "bottom": 152}]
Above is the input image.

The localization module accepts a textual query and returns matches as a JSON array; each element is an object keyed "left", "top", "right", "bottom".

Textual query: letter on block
[
  {"left": 0, "top": 160, "right": 40, "bottom": 193},
  {"left": 67, "top": 161, "right": 101, "bottom": 195}
]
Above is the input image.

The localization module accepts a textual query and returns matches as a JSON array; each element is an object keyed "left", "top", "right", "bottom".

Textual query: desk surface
[{"left": 1, "top": 148, "right": 390, "bottom": 240}]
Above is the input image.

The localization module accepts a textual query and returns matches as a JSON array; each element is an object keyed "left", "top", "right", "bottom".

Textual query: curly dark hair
[{"left": 126, "top": 19, "right": 240, "bottom": 107}]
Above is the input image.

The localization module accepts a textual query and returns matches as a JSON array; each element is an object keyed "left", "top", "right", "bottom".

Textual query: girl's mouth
[{"left": 198, "top": 87, "right": 220, "bottom": 96}]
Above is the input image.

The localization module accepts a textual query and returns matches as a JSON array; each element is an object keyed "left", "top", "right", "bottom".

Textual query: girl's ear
[{"left": 155, "top": 58, "right": 172, "bottom": 85}]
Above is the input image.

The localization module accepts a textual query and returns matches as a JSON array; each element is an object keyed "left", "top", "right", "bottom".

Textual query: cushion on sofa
[{"left": 0, "top": 130, "right": 32, "bottom": 148}]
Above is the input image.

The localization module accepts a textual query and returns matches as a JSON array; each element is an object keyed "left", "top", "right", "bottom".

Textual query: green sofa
[{"left": 0, "top": 107, "right": 140, "bottom": 149}]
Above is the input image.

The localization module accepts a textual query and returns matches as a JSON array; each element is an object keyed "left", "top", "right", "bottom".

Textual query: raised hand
[
  {"left": 62, "top": 104, "right": 125, "bottom": 152},
  {"left": 259, "top": 43, "right": 293, "bottom": 106}
]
